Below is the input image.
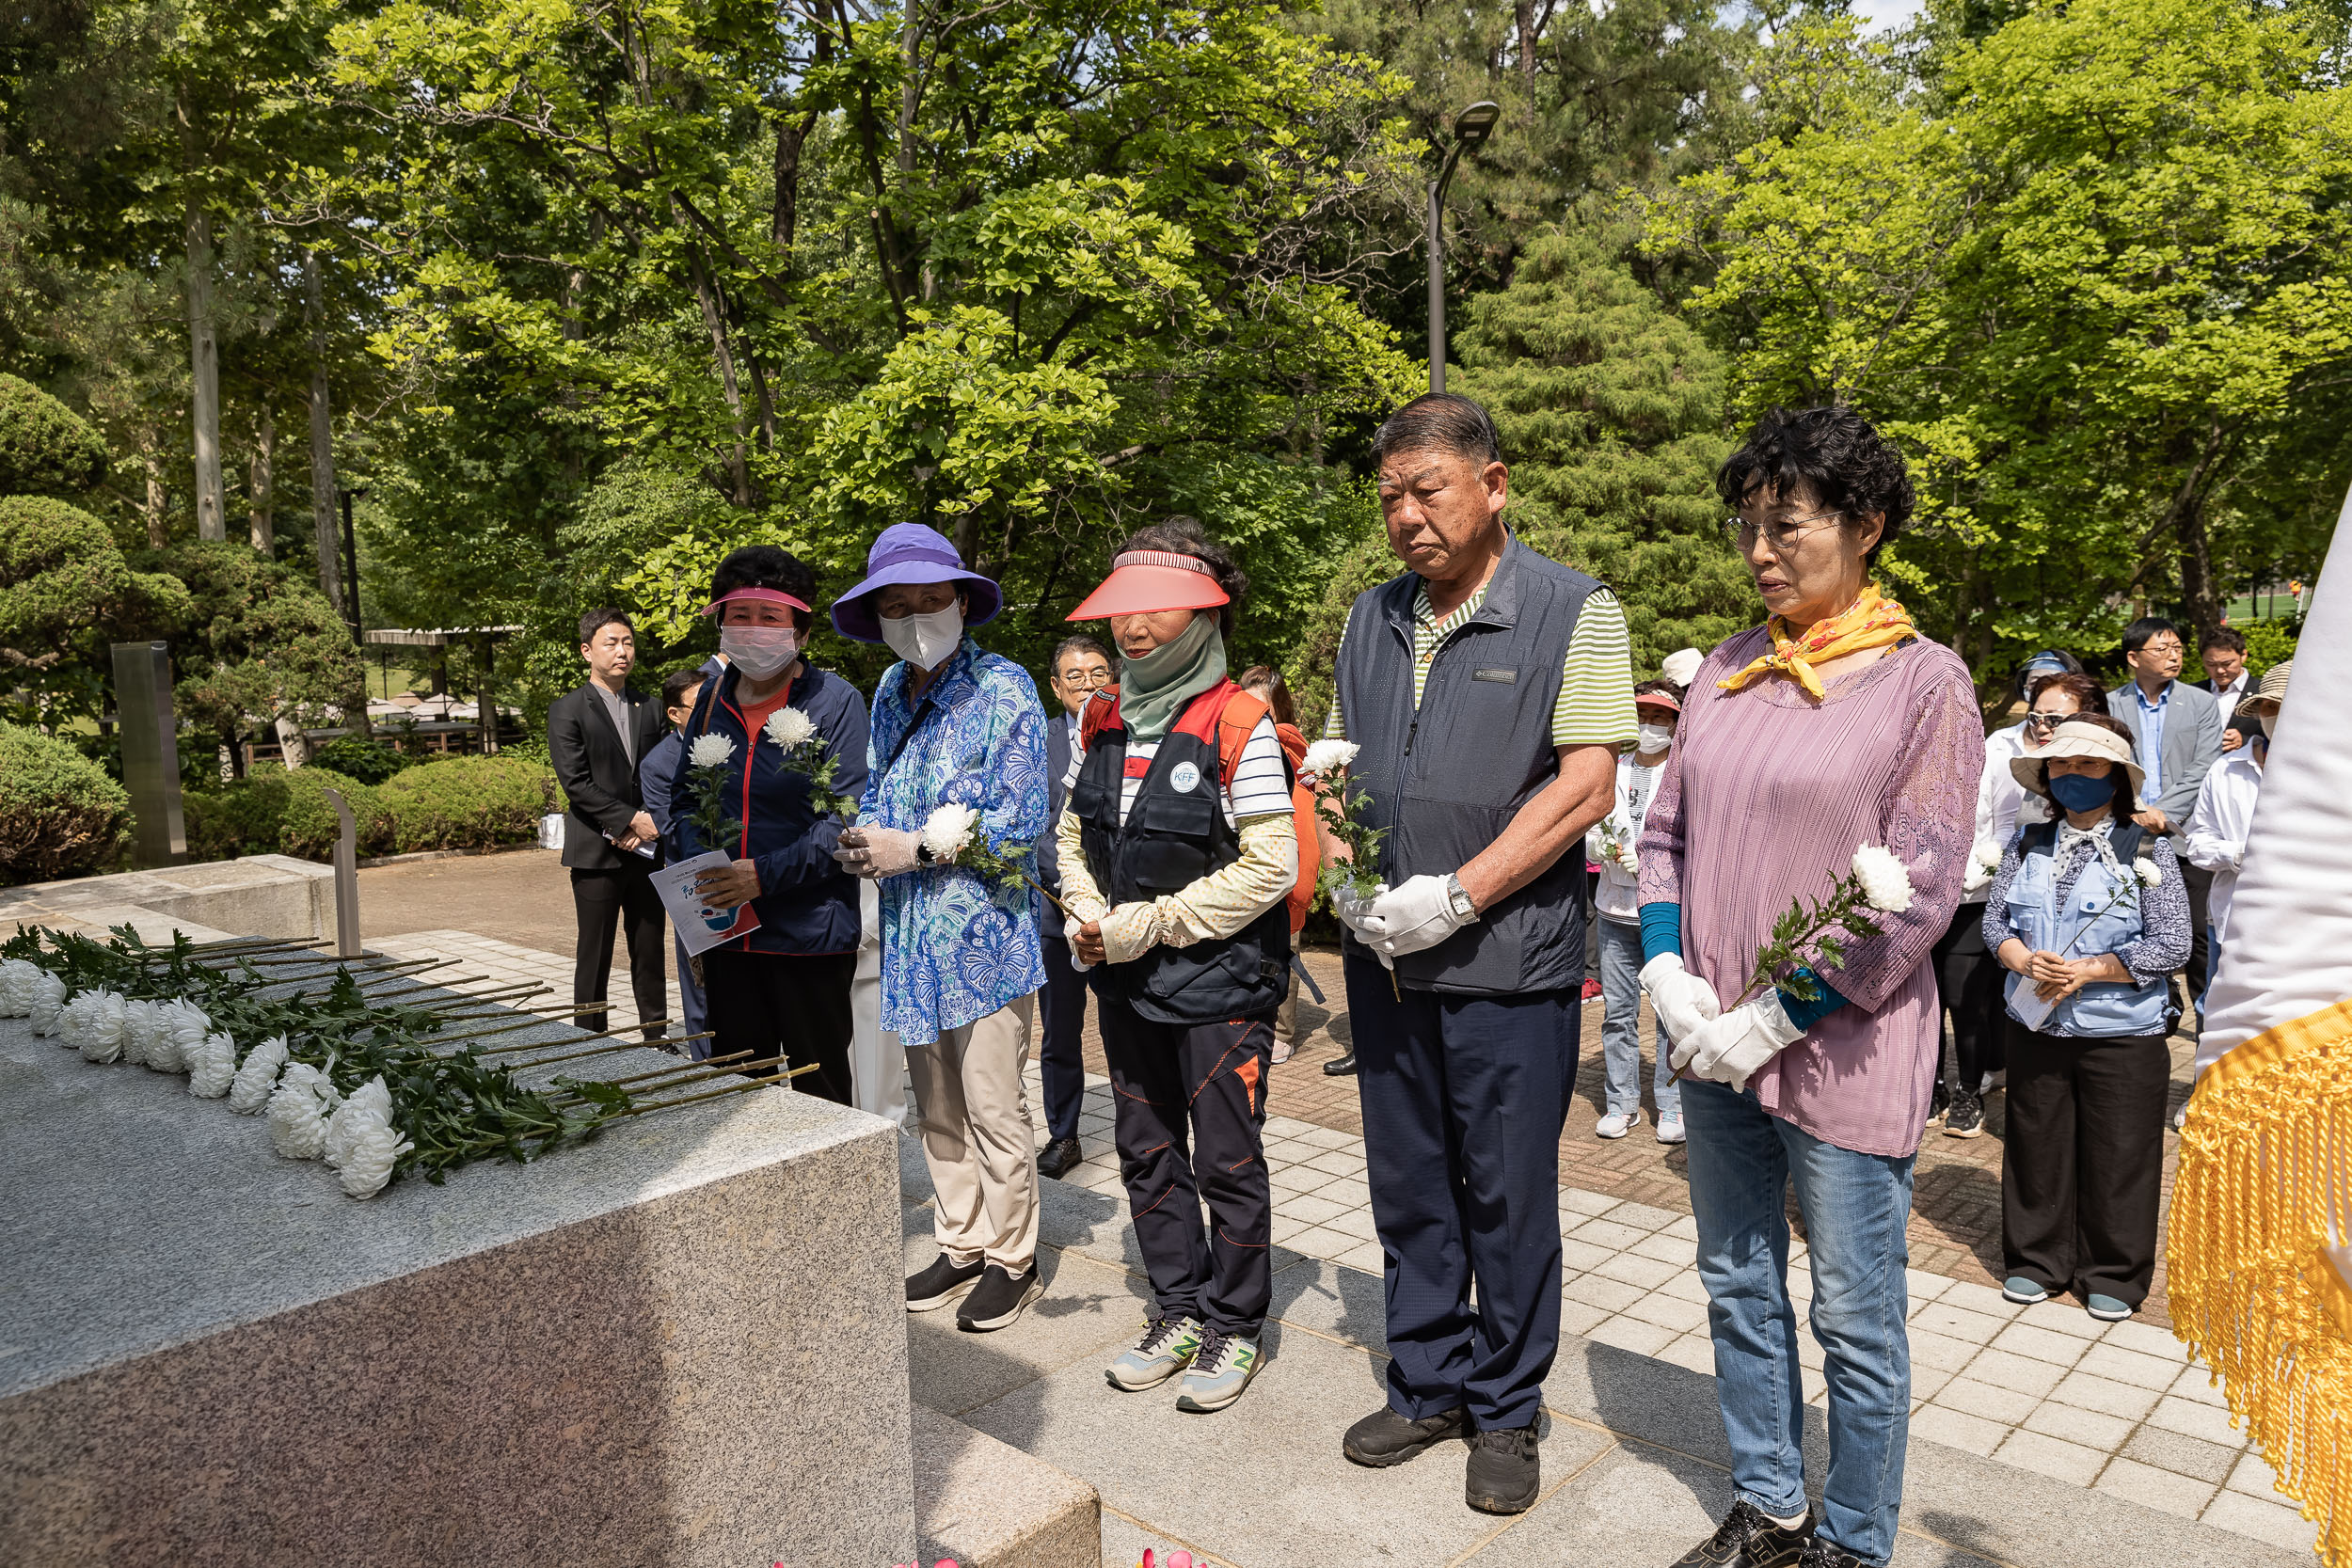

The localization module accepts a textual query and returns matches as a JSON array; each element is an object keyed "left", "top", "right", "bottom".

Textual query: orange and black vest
[{"left": 1073, "top": 680, "right": 1292, "bottom": 1024}]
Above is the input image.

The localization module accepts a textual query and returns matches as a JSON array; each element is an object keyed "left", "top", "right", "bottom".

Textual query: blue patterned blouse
[{"left": 861, "top": 636, "right": 1049, "bottom": 1045}]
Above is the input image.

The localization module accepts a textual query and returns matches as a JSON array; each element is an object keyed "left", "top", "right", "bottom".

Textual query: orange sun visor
[{"left": 1067, "top": 550, "right": 1231, "bottom": 621}]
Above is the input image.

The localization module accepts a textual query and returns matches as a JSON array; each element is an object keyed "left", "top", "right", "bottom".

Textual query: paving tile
[
  {"left": 1558, "top": 1296, "right": 1611, "bottom": 1340},
  {"left": 1658, "top": 1271, "right": 1713, "bottom": 1306},
  {"left": 1600, "top": 1198, "right": 1682, "bottom": 1232},
  {"left": 1592, "top": 1252, "right": 1681, "bottom": 1291},
  {"left": 1908, "top": 1330, "right": 1979, "bottom": 1375},
  {"left": 1796, "top": 1336, "right": 1825, "bottom": 1371},
  {"left": 1318, "top": 1178, "right": 1372, "bottom": 1210},
  {"left": 2049, "top": 1370, "right": 2163, "bottom": 1421},
  {"left": 1274, "top": 1192, "right": 1350, "bottom": 1227},
  {"left": 2227, "top": 1449, "right": 2291, "bottom": 1499},
  {"left": 1559, "top": 1186, "right": 1619, "bottom": 1218},
  {"left": 1662, "top": 1214, "right": 1700, "bottom": 1242},
  {"left": 2095, "top": 1456, "right": 2217, "bottom": 1519},
  {"left": 2011, "top": 1297, "right": 2110, "bottom": 1340},
  {"left": 1907, "top": 1402, "right": 2008, "bottom": 1457},
  {"left": 2021, "top": 1400, "right": 2133, "bottom": 1451},
  {"left": 1912, "top": 1301, "right": 2010, "bottom": 1346},
  {"left": 1566, "top": 1218, "right": 1652, "bottom": 1251},
  {"left": 2075, "top": 1340, "right": 2186, "bottom": 1390},
  {"left": 1300, "top": 1148, "right": 1366, "bottom": 1178},
  {"left": 1284, "top": 1227, "right": 1351, "bottom": 1261},
  {"left": 906, "top": 1246, "right": 1150, "bottom": 1418},
  {"left": 2169, "top": 1363, "right": 2232, "bottom": 1406},
  {"left": 1587, "top": 1314, "right": 1677, "bottom": 1358},
  {"left": 1559, "top": 1238, "right": 1617, "bottom": 1274},
  {"left": 1938, "top": 1280, "right": 2026, "bottom": 1320},
  {"left": 1990, "top": 1428, "right": 2105, "bottom": 1485},
  {"left": 1563, "top": 1273, "right": 1645, "bottom": 1314},
  {"left": 1630, "top": 1231, "right": 1693, "bottom": 1265},
  {"left": 2199, "top": 1491, "right": 2323, "bottom": 1553},
  {"left": 1270, "top": 1214, "right": 1313, "bottom": 1246},
  {"left": 1335, "top": 1240, "right": 1386, "bottom": 1275},
  {"left": 2121, "top": 1424, "right": 2238, "bottom": 1485},
  {"left": 2103, "top": 1318, "right": 2193, "bottom": 1362},
  {"left": 1931, "top": 1377, "right": 2036, "bottom": 1426},
  {"left": 1908, "top": 1366, "right": 1955, "bottom": 1405},
  {"left": 1991, "top": 1320, "right": 2091, "bottom": 1368},
  {"left": 2141, "top": 1393, "right": 2247, "bottom": 1448},
  {"left": 1621, "top": 1292, "right": 1709, "bottom": 1335},
  {"left": 1961, "top": 1348, "right": 2069, "bottom": 1398},
  {"left": 1321, "top": 1208, "right": 1380, "bottom": 1243}
]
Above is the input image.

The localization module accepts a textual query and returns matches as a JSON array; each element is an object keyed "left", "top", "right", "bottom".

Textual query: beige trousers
[{"left": 906, "top": 991, "right": 1041, "bottom": 1271}]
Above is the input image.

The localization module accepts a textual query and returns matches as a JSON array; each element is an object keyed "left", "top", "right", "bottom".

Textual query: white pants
[{"left": 907, "top": 992, "right": 1041, "bottom": 1272}]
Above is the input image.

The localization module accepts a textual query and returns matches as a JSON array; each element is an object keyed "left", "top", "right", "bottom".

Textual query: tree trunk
[
  {"left": 304, "top": 251, "right": 344, "bottom": 617},
  {"left": 1514, "top": 0, "right": 1538, "bottom": 88},
  {"left": 141, "top": 433, "right": 167, "bottom": 547},
  {"left": 772, "top": 110, "right": 816, "bottom": 252},
  {"left": 248, "top": 405, "right": 275, "bottom": 552},
  {"left": 185, "top": 202, "right": 226, "bottom": 541},
  {"left": 685, "top": 241, "right": 753, "bottom": 505},
  {"left": 275, "top": 713, "right": 313, "bottom": 768},
  {"left": 2179, "top": 495, "right": 2226, "bottom": 652}
]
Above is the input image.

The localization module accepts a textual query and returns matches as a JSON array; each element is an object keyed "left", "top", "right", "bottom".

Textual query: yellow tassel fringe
[{"left": 2169, "top": 995, "right": 2352, "bottom": 1565}]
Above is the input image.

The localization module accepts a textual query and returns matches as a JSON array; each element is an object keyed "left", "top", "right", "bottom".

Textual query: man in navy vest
[{"left": 1324, "top": 393, "right": 1635, "bottom": 1513}]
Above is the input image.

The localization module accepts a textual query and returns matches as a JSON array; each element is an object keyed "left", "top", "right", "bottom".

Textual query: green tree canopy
[{"left": 0, "top": 373, "right": 108, "bottom": 497}]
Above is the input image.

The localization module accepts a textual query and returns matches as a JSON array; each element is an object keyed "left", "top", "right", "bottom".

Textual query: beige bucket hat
[
  {"left": 2233, "top": 658, "right": 2293, "bottom": 721},
  {"left": 2010, "top": 718, "right": 2146, "bottom": 807}
]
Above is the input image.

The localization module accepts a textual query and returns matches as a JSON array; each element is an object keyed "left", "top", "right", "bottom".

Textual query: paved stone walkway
[{"left": 355, "top": 923, "right": 2314, "bottom": 1558}]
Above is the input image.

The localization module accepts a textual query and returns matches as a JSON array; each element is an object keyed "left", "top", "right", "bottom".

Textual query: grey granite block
[
  {"left": 914, "top": 1402, "right": 1098, "bottom": 1568},
  {"left": 1097, "top": 1508, "right": 1200, "bottom": 1568},
  {"left": 0, "top": 1014, "right": 915, "bottom": 1567},
  {"left": 0, "top": 854, "right": 332, "bottom": 942}
]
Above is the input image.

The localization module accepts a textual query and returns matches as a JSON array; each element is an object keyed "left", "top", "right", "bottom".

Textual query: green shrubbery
[
  {"left": 309, "top": 735, "right": 415, "bottom": 784},
  {"left": 0, "top": 721, "right": 131, "bottom": 884},
  {"left": 183, "top": 753, "right": 556, "bottom": 863}
]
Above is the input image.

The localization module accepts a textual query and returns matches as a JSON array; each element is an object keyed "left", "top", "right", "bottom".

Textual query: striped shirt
[
  {"left": 1325, "top": 584, "right": 1638, "bottom": 749},
  {"left": 1063, "top": 716, "right": 1291, "bottom": 826}
]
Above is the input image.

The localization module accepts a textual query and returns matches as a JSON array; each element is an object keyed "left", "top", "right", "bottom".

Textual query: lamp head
[{"left": 1453, "top": 101, "right": 1501, "bottom": 148}]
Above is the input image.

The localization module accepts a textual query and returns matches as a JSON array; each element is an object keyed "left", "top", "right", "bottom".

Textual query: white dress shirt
[{"left": 2184, "top": 745, "right": 2265, "bottom": 943}]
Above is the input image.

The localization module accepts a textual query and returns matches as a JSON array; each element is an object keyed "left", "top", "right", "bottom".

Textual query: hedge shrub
[
  {"left": 310, "top": 735, "right": 414, "bottom": 785},
  {"left": 0, "top": 373, "right": 108, "bottom": 498},
  {"left": 0, "top": 721, "right": 131, "bottom": 884},
  {"left": 376, "top": 754, "right": 561, "bottom": 854},
  {"left": 278, "top": 768, "right": 394, "bottom": 858}
]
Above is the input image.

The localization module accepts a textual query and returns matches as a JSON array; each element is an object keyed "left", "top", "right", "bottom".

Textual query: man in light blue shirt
[{"left": 2106, "top": 616, "right": 2224, "bottom": 1014}]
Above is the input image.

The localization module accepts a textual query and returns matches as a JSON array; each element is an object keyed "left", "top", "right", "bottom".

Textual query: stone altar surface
[{"left": 0, "top": 1009, "right": 914, "bottom": 1567}]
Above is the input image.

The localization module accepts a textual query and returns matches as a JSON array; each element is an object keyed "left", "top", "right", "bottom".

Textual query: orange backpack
[{"left": 1080, "top": 683, "right": 1322, "bottom": 934}]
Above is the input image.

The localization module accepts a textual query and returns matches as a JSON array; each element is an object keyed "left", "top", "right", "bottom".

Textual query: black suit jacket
[
  {"left": 1039, "top": 708, "right": 1076, "bottom": 938},
  {"left": 547, "top": 681, "right": 669, "bottom": 871}
]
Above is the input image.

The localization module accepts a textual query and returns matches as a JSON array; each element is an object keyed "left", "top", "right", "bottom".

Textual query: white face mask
[
  {"left": 1636, "top": 723, "right": 1676, "bottom": 753},
  {"left": 719, "top": 624, "right": 799, "bottom": 679},
  {"left": 881, "top": 603, "right": 963, "bottom": 670}
]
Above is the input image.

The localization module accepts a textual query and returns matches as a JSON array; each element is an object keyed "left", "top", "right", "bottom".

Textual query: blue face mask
[{"left": 2047, "top": 770, "right": 2118, "bottom": 814}]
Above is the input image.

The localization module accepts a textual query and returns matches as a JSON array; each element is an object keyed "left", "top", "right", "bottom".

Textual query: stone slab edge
[{"left": 912, "top": 1402, "right": 1099, "bottom": 1568}]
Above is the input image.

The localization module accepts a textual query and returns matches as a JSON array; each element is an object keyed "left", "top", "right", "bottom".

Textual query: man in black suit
[
  {"left": 1035, "top": 634, "right": 1112, "bottom": 1179},
  {"left": 547, "top": 608, "right": 671, "bottom": 1039}
]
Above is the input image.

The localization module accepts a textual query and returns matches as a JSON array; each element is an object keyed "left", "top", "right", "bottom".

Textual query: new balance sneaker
[
  {"left": 2002, "top": 1275, "right": 2051, "bottom": 1306},
  {"left": 1670, "top": 1500, "right": 1817, "bottom": 1568},
  {"left": 1174, "top": 1327, "right": 1261, "bottom": 1413},
  {"left": 1341, "top": 1402, "right": 1467, "bottom": 1467},
  {"left": 1464, "top": 1425, "right": 1540, "bottom": 1514},
  {"left": 906, "top": 1253, "right": 985, "bottom": 1313},
  {"left": 1656, "top": 1113, "right": 1687, "bottom": 1145},
  {"left": 1597, "top": 1109, "right": 1640, "bottom": 1140},
  {"left": 1106, "top": 1315, "right": 1202, "bottom": 1391},
  {"left": 956, "top": 1262, "right": 1042, "bottom": 1332},
  {"left": 1943, "top": 1089, "right": 1985, "bottom": 1138}
]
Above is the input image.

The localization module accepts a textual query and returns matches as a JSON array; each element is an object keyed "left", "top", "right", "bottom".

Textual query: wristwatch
[
  {"left": 914, "top": 840, "right": 936, "bottom": 866},
  {"left": 1443, "top": 873, "right": 1480, "bottom": 925}
]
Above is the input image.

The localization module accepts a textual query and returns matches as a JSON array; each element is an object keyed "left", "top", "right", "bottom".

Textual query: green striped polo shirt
[{"left": 1325, "top": 583, "right": 1638, "bottom": 749}]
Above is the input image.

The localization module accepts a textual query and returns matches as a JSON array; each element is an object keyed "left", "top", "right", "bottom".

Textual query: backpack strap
[
  {"left": 2022, "top": 818, "right": 2060, "bottom": 859},
  {"left": 1212, "top": 690, "right": 1272, "bottom": 795},
  {"left": 1077, "top": 686, "right": 1122, "bottom": 752},
  {"left": 2112, "top": 821, "right": 2149, "bottom": 864}
]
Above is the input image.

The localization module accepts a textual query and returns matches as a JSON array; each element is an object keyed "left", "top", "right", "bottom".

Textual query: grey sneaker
[
  {"left": 1174, "top": 1327, "right": 1261, "bottom": 1413},
  {"left": 1106, "top": 1315, "right": 1202, "bottom": 1391}
]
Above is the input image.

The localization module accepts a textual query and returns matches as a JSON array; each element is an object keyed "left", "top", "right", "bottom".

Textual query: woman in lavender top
[{"left": 1637, "top": 408, "right": 1982, "bottom": 1568}]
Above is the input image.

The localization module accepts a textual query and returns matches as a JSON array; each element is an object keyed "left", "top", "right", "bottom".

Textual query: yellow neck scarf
[{"left": 1719, "top": 584, "right": 1916, "bottom": 700}]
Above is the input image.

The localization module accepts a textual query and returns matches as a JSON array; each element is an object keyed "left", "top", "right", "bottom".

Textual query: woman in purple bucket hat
[{"left": 832, "top": 523, "right": 1054, "bottom": 1333}]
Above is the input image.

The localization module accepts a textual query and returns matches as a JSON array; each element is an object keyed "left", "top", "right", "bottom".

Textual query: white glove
[
  {"left": 832, "top": 825, "right": 921, "bottom": 879},
  {"left": 1640, "top": 954, "right": 1723, "bottom": 1044},
  {"left": 1332, "top": 880, "right": 1386, "bottom": 941},
  {"left": 1359, "top": 873, "right": 1473, "bottom": 958},
  {"left": 1670, "top": 991, "right": 1804, "bottom": 1091}
]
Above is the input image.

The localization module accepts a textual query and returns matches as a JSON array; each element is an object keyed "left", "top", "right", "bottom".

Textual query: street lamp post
[
  {"left": 339, "top": 486, "right": 367, "bottom": 642},
  {"left": 1427, "top": 101, "right": 1501, "bottom": 395}
]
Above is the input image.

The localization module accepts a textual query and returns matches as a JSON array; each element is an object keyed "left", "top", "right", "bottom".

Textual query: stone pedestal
[{"left": 0, "top": 1017, "right": 915, "bottom": 1567}]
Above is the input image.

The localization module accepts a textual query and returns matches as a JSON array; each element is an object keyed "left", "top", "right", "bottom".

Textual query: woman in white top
[
  {"left": 1940, "top": 671, "right": 2104, "bottom": 1133},
  {"left": 1587, "top": 680, "right": 1685, "bottom": 1143},
  {"left": 2184, "top": 663, "right": 2286, "bottom": 1007}
]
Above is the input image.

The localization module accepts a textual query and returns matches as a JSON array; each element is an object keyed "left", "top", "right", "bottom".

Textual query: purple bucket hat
[{"left": 829, "top": 522, "right": 1004, "bottom": 643}]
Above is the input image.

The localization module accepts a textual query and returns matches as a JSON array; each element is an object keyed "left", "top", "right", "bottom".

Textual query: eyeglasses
[
  {"left": 2025, "top": 712, "right": 2069, "bottom": 731},
  {"left": 2137, "top": 641, "right": 2184, "bottom": 658},
  {"left": 1720, "top": 509, "right": 1843, "bottom": 553},
  {"left": 1056, "top": 667, "right": 1112, "bottom": 688}
]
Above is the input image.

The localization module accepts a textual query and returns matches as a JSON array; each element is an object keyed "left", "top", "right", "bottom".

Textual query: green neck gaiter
[{"left": 1119, "top": 615, "right": 1226, "bottom": 743}]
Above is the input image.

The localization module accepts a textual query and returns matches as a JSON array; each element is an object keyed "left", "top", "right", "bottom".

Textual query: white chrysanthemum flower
[
  {"left": 54, "top": 990, "right": 93, "bottom": 1053},
  {"left": 1300, "top": 739, "right": 1360, "bottom": 777},
  {"left": 2135, "top": 858, "right": 2161, "bottom": 888},
  {"left": 1850, "top": 845, "right": 1915, "bottom": 914},
  {"left": 72, "top": 990, "right": 130, "bottom": 1063},
  {"left": 762, "top": 705, "right": 819, "bottom": 752},
  {"left": 688, "top": 733, "right": 737, "bottom": 768},
  {"left": 0, "top": 958, "right": 43, "bottom": 1017},
  {"left": 266, "top": 1064, "right": 341, "bottom": 1159},
  {"left": 27, "top": 971, "right": 67, "bottom": 1036},
  {"left": 325, "top": 1076, "right": 410, "bottom": 1198},
  {"left": 121, "top": 999, "right": 167, "bottom": 1069},
  {"left": 227, "top": 1035, "right": 292, "bottom": 1114},
  {"left": 160, "top": 1001, "right": 212, "bottom": 1073},
  {"left": 920, "top": 801, "right": 980, "bottom": 862},
  {"left": 185, "top": 1030, "right": 238, "bottom": 1098}
]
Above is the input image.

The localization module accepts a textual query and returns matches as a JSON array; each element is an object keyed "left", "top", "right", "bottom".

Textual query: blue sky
[{"left": 1851, "top": 0, "right": 1925, "bottom": 32}]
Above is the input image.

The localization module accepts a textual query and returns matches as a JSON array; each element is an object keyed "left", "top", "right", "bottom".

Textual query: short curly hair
[
  {"left": 1113, "top": 516, "right": 1247, "bottom": 637},
  {"left": 1715, "top": 406, "right": 1915, "bottom": 567}
]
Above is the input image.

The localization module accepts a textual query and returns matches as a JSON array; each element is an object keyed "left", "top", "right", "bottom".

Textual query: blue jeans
[
  {"left": 1681, "top": 1079, "right": 1916, "bottom": 1565},
  {"left": 1598, "top": 918, "right": 1679, "bottom": 1120}
]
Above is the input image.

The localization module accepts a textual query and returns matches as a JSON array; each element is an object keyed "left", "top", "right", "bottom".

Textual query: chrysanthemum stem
[
  {"left": 550, "top": 1051, "right": 756, "bottom": 1101},
  {"left": 491, "top": 1031, "right": 713, "bottom": 1070},
  {"left": 621, "top": 1071, "right": 810, "bottom": 1117}
]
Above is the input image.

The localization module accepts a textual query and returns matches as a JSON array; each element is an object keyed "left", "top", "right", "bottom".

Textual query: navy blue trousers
[{"left": 1346, "top": 952, "right": 1577, "bottom": 1432}]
